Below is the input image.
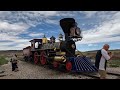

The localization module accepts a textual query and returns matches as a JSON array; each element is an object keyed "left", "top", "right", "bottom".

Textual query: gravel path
[
  {"left": 0, "top": 60, "right": 120, "bottom": 79},
  {"left": 107, "top": 68, "right": 120, "bottom": 74},
  {"left": 0, "top": 60, "right": 93, "bottom": 79}
]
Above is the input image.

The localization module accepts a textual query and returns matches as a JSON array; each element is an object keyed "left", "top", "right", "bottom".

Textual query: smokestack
[{"left": 60, "top": 18, "right": 75, "bottom": 40}]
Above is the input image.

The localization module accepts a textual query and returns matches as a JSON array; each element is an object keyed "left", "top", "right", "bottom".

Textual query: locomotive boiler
[{"left": 23, "top": 18, "right": 97, "bottom": 72}]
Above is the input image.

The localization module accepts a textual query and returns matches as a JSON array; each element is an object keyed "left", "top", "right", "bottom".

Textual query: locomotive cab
[{"left": 30, "top": 39, "right": 42, "bottom": 51}]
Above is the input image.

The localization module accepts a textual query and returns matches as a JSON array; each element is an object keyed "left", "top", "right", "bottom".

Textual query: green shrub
[
  {"left": 109, "top": 64, "right": 119, "bottom": 67},
  {"left": 0, "top": 56, "right": 8, "bottom": 65},
  {"left": 108, "top": 59, "right": 120, "bottom": 67}
]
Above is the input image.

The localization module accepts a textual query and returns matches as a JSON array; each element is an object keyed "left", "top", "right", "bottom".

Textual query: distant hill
[
  {"left": 78, "top": 49, "right": 120, "bottom": 60},
  {"left": 82, "top": 49, "right": 120, "bottom": 53},
  {"left": 0, "top": 50, "right": 23, "bottom": 56},
  {"left": 0, "top": 49, "right": 120, "bottom": 60},
  {"left": 0, "top": 49, "right": 120, "bottom": 53},
  {"left": 0, "top": 50, "right": 22, "bottom": 52}
]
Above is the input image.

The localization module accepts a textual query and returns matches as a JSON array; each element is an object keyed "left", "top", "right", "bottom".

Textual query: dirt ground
[
  {"left": 0, "top": 60, "right": 93, "bottom": 79},
  {"left": 0, "top": 59, "right": 120, "bottom": 79}
]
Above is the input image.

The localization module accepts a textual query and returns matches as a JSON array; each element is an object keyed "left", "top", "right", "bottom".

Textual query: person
[
  {"left": 10, "top": 54, "right": 19, "bottom": 72},
  {"left": 95, "top": 44, "right": 112, "bottom": 79}
]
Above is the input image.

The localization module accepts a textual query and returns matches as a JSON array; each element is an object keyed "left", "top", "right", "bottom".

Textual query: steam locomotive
[{"left": 23, "top": 18, "right": 97, "bottom": 72}]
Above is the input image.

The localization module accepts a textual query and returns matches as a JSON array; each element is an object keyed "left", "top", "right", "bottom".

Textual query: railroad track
[
  {"left": 107, "top": 72, "right": 120, "bottom": 77},
  {"left": 69, "top": 72, "right": 99, "bottom": 79},
  {"left": 69, "top": 71, "right": 120, "bottom": 79}
]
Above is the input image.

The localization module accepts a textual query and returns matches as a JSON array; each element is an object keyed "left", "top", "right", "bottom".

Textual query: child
[{"left": 10, "top": 54, "right": 19, "bottom": 72}]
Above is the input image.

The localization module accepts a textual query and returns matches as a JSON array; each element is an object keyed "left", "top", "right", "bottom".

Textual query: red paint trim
[
  {"left": 34, "top": 52, "right": 39, "bottom": 64},
  {"left": 66, "top": 61, "right": 72, "bottom": 71},
  {"left": 40, "top": 51, "right": 47, "bottom": 65},
  {"left": 53, "top": 61, "right": 59, "bottom": 68}
]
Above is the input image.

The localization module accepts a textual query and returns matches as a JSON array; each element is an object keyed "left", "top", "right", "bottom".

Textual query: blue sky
[{"left": 0, "top": 11, "right": 120, "bottom": 51}]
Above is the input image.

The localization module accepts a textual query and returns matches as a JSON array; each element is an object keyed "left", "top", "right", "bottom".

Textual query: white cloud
[
  {"left": 37, "top": 11, "right": 57, "bottom": 17},
  {"left": 0, "top": 11, "right": 120, "bottom": 50},
  {"left": 0, "top": 11, "right": 78, "bottom": 27},
  {"left": 0, "top": 11, "right": 58, "bottom": 27},
  {"left": 26, "top": 11, "right": 57, "bottom": 17},
  {"left": 29, "top": 33, "right": 44, "bottom": 37},
  {"left": 45, "top": 19, "right": 58, "bottom": 25},
  {"left": 0, "top": 14, "right": 31, "bottom": 50},
  {"left": 0, "top": 41, "right": 13, "bottom": 46},
  {"left": 76, "top": 12, "right": 120, "bottom": 46},
  {"left": 0, "top": 40, "right": 30, "bottom": 50},
  {"left": 87, "top": 44, "right": 97, "bottom": 47},
  {"left": 0, "top": 42, "right": 30, "bottom": 50},
  {"left": 80, "top": 11, "right": 98, "bottom": 18},
  {"left": 0, "top": 11, "right": 12, "bottom": 18},
  {"left": 0, "top": 11, "right": 62, "bottom": 50},
  {"left": 0, "top": 21, "right": 30, "bottom": 35},
  {"left": 0, "top": 31, "right": 30, "bottom": 50}
]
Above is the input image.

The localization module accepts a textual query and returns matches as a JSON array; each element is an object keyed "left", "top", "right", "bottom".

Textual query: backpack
[
  {"left": 95, "top": 50, "right": 102, "bottom": 69},
  {"left": 95, "top": 49, "right": 108, "bottom": 70}
]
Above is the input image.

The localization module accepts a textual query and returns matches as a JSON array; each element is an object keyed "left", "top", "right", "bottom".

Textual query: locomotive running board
[{"left": 70, "top": 57, "right": 98, "bottom": 72}]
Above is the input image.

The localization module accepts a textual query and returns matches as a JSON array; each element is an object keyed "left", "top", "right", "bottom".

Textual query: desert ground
[{"left": 0, "top": 50, "right": 120, "bottom": 79}]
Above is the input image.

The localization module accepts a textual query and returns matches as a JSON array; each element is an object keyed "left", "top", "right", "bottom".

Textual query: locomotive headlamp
[
  {"left": 76, "top": 27, "right": 81, "bottom": 35},
  {"left": 71, "top": 44, "right": 75, "bottom": 49},
  {"left": 70, "top": 27, "right": 81, "bottom": 37}
]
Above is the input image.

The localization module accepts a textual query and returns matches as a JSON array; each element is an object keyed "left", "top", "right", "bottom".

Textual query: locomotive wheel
[
  {"left": 53, "top": 61, "right": 59, "bottom": 68},
  {"left": 34, "top": 52, "right": 39, "bottom": 64},
  {"left": 66, "top": 61, "right": 72, "bottom": 71},
  {"left": 40, "top": 51, "right": 47, "bottom": 65}
]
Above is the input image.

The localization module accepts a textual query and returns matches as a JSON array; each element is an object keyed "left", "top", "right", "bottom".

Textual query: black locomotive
[{"left": 23, "top": 18, "right": 97, "bottom": 72}]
